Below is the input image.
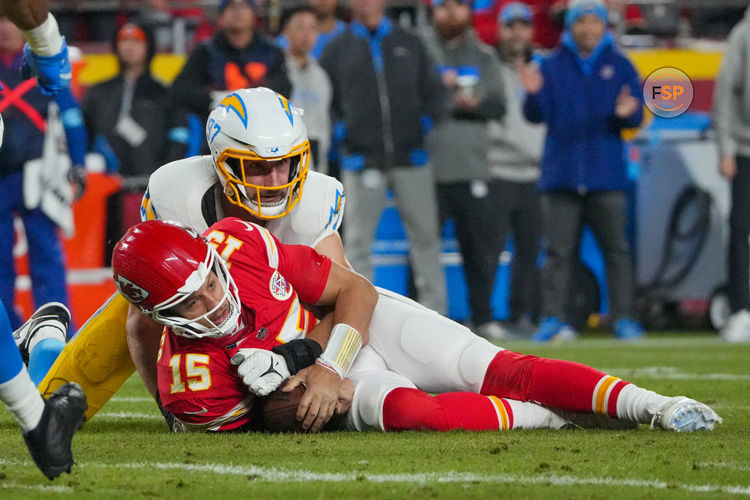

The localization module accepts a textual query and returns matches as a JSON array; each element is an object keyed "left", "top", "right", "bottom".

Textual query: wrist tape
[
  {"left": 271, "top": 338, "right": 322, "bottom": 375},
  {"left": 315, "top": 323, "right": 363, "bottom": 378},
  {"left": 22, "top": 13, "right": 64, "bottom": 56}
]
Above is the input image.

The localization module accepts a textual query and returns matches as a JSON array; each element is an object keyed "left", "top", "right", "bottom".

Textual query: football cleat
[
  {"left": 23, "top": 382, "right": 87, "bottom": 480},
  {"left": 651, "top": 396, "right": 722, "bottom": 432},
  {"left": 13, "top": 302, "right": 70, "bottom": 364}
]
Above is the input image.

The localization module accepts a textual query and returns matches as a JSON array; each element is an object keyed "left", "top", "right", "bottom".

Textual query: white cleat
[
  {"left": 12, "top": 302, "right": 70, "bottom": 364},
  {"left": 651, "top": 396, "right": 722, "bottom": 432},
  {"left": 720, "top": 309, "right": 750, "bottom": 343}
]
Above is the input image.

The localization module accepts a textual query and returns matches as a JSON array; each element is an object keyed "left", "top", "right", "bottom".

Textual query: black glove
[{"left": 67, "top": 165, "right": 86, "bottom": 200}]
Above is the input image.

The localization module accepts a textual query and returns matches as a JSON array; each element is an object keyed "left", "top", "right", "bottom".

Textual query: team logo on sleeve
[
  {"left": 114, "top": 275, "right": 150, "bottom": 303},
  {"left": 269, "top": 270, "right": 292, "bottom": 301}
]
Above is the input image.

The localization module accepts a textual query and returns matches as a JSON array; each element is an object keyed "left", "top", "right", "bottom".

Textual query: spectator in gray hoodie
[
  {"left": 487, "top": 2, "right": 546, "bottom": 332},
  {"left": 421, "top": 0, "right": 506, "bottom": 338},
  {"left": 713, "top": 5, "right": 750, "bottom": 344}
]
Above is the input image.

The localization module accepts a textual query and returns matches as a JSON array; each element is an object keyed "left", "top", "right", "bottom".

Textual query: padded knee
[{"left": 395, "top": 310, "right": 501, "bottom": 393}]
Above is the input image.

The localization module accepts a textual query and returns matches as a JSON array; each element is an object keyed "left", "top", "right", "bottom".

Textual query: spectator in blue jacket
[
  {"left": 521, "top": 0, "right": 644, "bottom": 341},
  {"left": 0, "top": 14, "right": 87, "bottom": 330}
]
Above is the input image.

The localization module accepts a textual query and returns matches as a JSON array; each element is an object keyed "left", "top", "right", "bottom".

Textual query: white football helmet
[{"left": 206, "top": 87, "right": 310, "bottom": 220}]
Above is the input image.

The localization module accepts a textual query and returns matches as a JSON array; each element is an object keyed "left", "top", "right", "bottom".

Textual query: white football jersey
[{"left": 140, "top": 155, "right": 345, "bottom": 247}]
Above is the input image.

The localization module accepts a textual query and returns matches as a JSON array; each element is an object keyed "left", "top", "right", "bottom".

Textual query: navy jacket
[
  {"left": 320, "top": 18, "right": 445, "bottom": 169},
  {"left": 172, "top": 31, "right": 291, "bottom": 121},
  {"left": 523, "top": 32, "right": 642, "bottom": 192}
]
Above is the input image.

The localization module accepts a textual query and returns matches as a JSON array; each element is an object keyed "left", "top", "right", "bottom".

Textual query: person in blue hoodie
[{"left": 521, "top": 0, "right": 644, "bottom": 341}]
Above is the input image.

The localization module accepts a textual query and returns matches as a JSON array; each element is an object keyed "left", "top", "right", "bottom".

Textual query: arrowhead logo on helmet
[{"left": 114, "top": 274, "right": 150, "bottom": 303}]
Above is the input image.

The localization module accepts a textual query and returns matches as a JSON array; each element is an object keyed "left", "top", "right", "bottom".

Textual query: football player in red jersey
[
  {"left": 113, "top": 218, "right": 376, "bottom": 432},
  {"left": 114, "top": 219, "right": 723, "bottom": 434}
]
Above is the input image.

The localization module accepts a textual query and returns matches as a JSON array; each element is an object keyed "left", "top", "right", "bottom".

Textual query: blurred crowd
[{"left": 3, "top": 0, "right": 749, "bottom": 343}]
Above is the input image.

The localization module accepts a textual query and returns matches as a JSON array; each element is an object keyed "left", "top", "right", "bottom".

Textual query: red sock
[
  {"left": 479, "top": 350, "right": 629, "bottom": 417},
  {"left": 382, "top": 387, "right": 514, "bottom": 431}
]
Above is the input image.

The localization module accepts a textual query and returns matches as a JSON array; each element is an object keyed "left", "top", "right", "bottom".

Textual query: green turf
[{"left": 1, "top": 332, "right": 748, "bottom": 498}]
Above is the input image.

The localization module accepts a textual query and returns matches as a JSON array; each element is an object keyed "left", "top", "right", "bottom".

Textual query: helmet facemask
[
  {"left": 216, "top": 142, "right": 310, "bottom": 220},
  {"left": 147, "top": 246, "right": 242, "bottom": 339}
]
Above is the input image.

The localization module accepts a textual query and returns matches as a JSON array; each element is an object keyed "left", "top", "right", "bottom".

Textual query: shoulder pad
[
  {"left": 143, "top": 156, "right": 218, "bottom": 233},
  {"left": 289, "top": 171, "right": 345, "bottom": 246},
  {"left": 266, "top": 171, "right": 344, "bottom": 247}
]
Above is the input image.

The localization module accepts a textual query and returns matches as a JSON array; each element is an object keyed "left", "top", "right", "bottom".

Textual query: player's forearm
[
  {"left": 0, "top": 0, "right": 48, "bottom": 30},
  {"left": 126, "top": 306, "right": 163, "bottom": 398},
  {"left": 330, "top": 274, "right": 377, "bottom": 345},
  {"left": 306, "top": 312, "right": 334, "bottom": 348}
]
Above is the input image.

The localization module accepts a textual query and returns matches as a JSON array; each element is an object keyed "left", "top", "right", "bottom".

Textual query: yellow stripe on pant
[{"left": 37, "top": 293, "right": 135, "bottom": 419}]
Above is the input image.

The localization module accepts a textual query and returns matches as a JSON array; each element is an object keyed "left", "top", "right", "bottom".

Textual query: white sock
[
  {"left": 0, "top": 368, "right": 45, "bottom": 432},
  {"left": 615, "top": 383, "right": 671, "bottom": 423},
  {"left": 505, "top": 399, "right": 570, "bottom": 429},
  {"left": 27, "top": 324, "right": 66, "bottom": 355},
  {"left": 21, "top": 13, "right": 64, "bottom": 56}
]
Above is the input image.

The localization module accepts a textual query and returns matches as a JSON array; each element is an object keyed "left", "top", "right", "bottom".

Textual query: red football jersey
[{"left": 157, "top": 217, "right": 333, "bottom": 431}]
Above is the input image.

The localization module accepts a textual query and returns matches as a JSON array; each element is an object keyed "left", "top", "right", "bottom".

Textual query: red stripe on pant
[
  {"left": 480, "top": 350, "right": 613, "bottom": 414},
  {"left": 606, "top": 380, "right": 629, "bottom": 418},
  {"left": 383, "top": 388, "right": 508, "bottom": 431}
]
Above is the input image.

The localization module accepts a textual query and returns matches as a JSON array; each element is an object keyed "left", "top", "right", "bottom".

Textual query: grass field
[{"left": 1, "top": 332, "right": 749, "bottom": 499}]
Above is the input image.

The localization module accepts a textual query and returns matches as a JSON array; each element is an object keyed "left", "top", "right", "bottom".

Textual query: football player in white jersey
[{"left": 37, "top": 88, "right": 722, "bottom": 433}]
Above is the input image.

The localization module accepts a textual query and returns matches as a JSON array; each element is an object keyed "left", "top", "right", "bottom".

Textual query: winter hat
[
  {"left": 499, "top": 2, "right": 532, "bottom": 25},
  {"left": 565, "top": 0, "right": 608, "bottom": 29}
]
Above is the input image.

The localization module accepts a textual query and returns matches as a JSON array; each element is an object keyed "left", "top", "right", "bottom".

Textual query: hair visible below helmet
[
  {"left": 206, "top": 87, "right": 311, "bottom": 220},
  {"left": 111, "top": 220, "right": 241, "bottom": 339}
]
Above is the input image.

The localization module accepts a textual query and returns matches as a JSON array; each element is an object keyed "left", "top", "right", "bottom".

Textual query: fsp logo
[{"left": 642, "top": 67, "right": 693, "bottom": 118}]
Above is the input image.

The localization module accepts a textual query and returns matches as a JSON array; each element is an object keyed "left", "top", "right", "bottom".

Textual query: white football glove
[{"left": 231, "top": 348, "right": 291, "bottom": 396}]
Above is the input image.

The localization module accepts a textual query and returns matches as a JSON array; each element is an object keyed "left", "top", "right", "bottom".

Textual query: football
[
  {"left": 259, "top": 385, "right": 348, "bottom": 433},
  {"left": 259, "top": 385, "right": 306, "bottom": 433}
]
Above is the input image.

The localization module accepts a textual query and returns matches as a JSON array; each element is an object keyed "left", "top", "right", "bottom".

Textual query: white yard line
[
  {"left": 697, "top": 462, "right": 750, "bottom": 472},
  {"left": 97, "top": 412, "right": 160, "bottom": 419},
  {"left": 1, "top": 482, "right": 72, "bottom": 493},
  {"left": 95, "top": 461, "right": 750, "bottom": 496},
  {"left": 600, "top": 366, "right": 750, "bottom": 381},
  {"left": 1, "top": 459, "right": 747, "bottom": 495},
  {"left": 109, "top": 397, "right": 154, "bottom": 403}
]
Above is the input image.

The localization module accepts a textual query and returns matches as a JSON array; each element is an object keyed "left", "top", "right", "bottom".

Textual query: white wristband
[
  {"left": 22, "top": 13, "right": 63, "bottom": 56},
  {"left": 315, "top": 323, "right": 363, "bottom": 379}
]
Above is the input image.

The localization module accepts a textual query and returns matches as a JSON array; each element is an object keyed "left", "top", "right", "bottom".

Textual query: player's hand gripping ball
[{"left": 259, "top": 385, "right": 347, "bottom": 433}]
